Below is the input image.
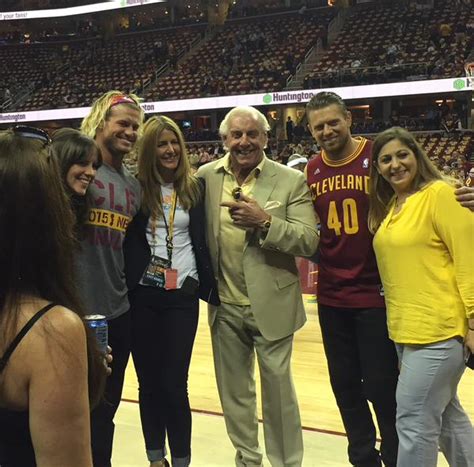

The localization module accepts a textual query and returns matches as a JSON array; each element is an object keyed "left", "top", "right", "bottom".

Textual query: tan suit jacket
[{"left": 198, "top": 156, "right": 319, "bottom": 341}]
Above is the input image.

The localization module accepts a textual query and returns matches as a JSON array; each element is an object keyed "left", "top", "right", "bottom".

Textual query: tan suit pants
[{"left": 210, "top": 301, "right": 303, "bottom": 467}]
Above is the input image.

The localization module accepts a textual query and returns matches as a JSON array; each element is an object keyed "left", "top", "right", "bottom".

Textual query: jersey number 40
[{"left": 327, "top": 198, "right": 359, "bottom": 236}]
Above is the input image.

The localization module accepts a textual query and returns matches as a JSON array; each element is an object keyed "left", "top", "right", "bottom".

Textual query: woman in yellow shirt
[{"left": 368, "top": 127, "right": 474, "bottom": 467}]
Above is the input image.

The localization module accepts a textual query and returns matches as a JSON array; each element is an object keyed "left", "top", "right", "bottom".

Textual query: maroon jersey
[{"left": 307, "top": 137, "right": 384, "bottom": 308}]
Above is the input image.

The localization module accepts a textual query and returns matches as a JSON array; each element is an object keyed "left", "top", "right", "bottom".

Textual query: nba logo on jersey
[
  {"left": 362, "top": 158, "right": 369, "bottom": 168},
  {"left": 314, "top": 168, "right": 320, "bottom": 175}
]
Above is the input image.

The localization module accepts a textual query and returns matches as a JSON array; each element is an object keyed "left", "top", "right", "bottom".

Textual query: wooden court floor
[{"left": 122, "top": 296, "right": 474, "bottom": 436}]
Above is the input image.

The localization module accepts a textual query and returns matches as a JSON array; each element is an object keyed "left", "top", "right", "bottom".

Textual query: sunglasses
[
  {"left": 12, "top": 125, "right": 52, "bottom": 146},
  {"left": 232, "top": 186, "right": 242, "bottom": 200}
]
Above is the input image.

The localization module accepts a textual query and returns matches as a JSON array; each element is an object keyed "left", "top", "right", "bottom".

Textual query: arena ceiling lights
[{"left": 0, "top": 0, "right": 165, "bottom": 21}]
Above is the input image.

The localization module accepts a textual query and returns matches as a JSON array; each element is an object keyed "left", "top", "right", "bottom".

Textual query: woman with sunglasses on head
[
  {"left": 368, "top": 127, "right": 474, "bottom": 467},
  {"left": 124, "top": 116, "right": 219, "bottom": 467},
  {"left": 51, "top": 128, "right": 102, "bottom": 236},
  {"left": 0, "top": 127, "right": 106, "bottom": 467}
]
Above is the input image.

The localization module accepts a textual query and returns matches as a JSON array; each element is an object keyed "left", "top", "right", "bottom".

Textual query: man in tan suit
[{"left": 197, "top": 106, "right": 319, "bottom": 467}]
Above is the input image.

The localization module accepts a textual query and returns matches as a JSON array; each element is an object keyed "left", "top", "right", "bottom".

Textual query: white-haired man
[{"left": 197, "top": 106, "right": 319, "bottom": 467}]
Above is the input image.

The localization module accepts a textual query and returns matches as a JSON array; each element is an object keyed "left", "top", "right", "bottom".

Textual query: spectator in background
[
  {"left": 287, "top": 153, "right": 308, "bottom": 172},
  {"left": 441, "top": 113, "right": 462, "bottom": 140},
  {"left": 197, "top": 146, "right": 211, "bottom": 167},
  {"left": 439, "top": 21, "right": 453, "bottom": 42},
  {"left": 187, "top": 145, "right": 200, "bottom": 172},
  {"left": 425, "top": 103, "right": 441, "bottom": 130},
  {"left": 286, "top": 116, "right": 294, "bottom": 143},
  {"left": 293, "top": 122, "right": 306, "bottom": 143}
]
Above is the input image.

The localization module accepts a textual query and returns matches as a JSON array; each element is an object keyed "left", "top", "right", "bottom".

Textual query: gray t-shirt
[{"left": 76, "top": 163, "right": 141, "bottom": 320}]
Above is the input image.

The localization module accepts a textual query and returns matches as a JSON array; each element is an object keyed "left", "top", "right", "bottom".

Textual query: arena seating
[
  {"left": 145, "top": 10, "right": 334, "bottom": 101},
  {"left": 304, "top": 1, "right": 473, "bottom": 88},
  {"left": 0, "top": 44, "right": 64, "bottom": 106},
  {"left": 9, "top": 26, "right": 204, "bottom": 111},
  {"left": 121, "top": 130, "right": 473, "bottom": 186},
  {"left": 0, "top": 1, "right": 472, "bottom": 112},
  {"left": 417, "top": 132, "right": 473, "bottom": 180}
]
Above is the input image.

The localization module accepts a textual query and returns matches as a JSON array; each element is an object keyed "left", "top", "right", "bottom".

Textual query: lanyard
[{"left": 151, "top": 190, "right": 178, "bottom": 262}]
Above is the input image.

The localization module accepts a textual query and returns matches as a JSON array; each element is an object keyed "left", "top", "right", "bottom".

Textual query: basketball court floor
[{"left": 114, "top": 297, "right": 473, "bottom": 466}]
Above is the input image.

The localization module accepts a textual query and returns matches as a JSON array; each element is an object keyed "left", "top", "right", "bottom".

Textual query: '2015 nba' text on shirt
[{"left": 76, "top": 163, "right": 141, "bottom": 320}]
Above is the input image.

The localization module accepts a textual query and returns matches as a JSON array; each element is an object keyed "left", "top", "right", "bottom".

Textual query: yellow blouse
[{"left": 373, "top": 181, "right": 474, "bottom": 344}]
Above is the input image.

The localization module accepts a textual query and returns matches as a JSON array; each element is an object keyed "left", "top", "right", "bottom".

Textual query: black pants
[
  {"left": 91, "top": 310, "right": 132, "bottom": 467},
  {"left": 318, "top": 305, "right": 399, "bottom": 467},
  {"left": 130, "top": 285, "right": 199, "bottom": 462}
]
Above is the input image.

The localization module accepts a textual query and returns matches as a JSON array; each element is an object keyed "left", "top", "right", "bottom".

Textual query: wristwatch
[{"left": 259, "top": 216, "right": 272, "bottom": 233}]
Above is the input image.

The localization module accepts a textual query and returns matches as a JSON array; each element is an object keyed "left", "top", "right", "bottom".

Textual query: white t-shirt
[{"left": 142, "top": 183, "right": 198, "bottom": 288}]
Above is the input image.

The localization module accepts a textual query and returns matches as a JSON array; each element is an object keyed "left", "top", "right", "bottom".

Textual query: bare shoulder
[
  {"left": 27, "top": 305, "right": 88, "bottom": 407},
  {"left": 6, "top": 304, "right": 85, "bottom": 382},
  {"left": 1, "top": 303, "right": 86, "bottom": 410},
  {"left": 26, "top": 305, "right": 92, "bottom": 466},
  {"left": 39, "top": 305, "right": 85, "bottom": 336},
  {"left": 29, "top": 305, "right": 86, "bottom": 364},
  {"left": 11, "top": 302, "right": 85, "bottom": 352},
  {"left": 15, "top": 304, "right": 85, "bottom": 352}
]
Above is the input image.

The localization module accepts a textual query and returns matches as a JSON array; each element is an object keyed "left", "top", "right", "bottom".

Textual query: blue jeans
[{"left": 396, "top": 338, "right": 474, "bottom": 467}]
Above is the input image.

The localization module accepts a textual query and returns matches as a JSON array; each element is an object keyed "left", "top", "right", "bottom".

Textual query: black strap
[
  {"left": 161, "top": 191, "right": 178, "bottom": 263},
  {"left": 0, "top": 303, "right": 57, "bottom": 373}
]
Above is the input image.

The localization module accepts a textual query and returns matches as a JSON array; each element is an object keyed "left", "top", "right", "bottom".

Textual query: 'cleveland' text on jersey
[{"left": 306, "top": 138, "right": 384, "bottom": 308}]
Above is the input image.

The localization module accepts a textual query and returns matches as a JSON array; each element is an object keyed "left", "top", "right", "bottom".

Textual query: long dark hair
[
  {"left": 51, "top": 128, "right": 102, "bottom": 235},
  {"left": 0, "top": 129, "right": 105, "bottom": 407}
]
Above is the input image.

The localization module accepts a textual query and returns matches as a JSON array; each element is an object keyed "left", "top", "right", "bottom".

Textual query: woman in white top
[{"left": 124, "top": 116, "right": 219, "bottom": 467}]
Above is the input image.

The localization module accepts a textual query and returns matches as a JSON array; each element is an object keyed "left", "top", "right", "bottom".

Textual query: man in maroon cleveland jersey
[{"left": 305, "top": 92, "right": 398, "bottom": 467}]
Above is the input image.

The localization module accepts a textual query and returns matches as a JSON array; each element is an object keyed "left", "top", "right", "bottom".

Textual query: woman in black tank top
[
  {"left": 0, "top": 127, "right": 106, "bottom": 466},
  {"left": 0, "top": 303, "right": 58, "bottom": 466}
]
